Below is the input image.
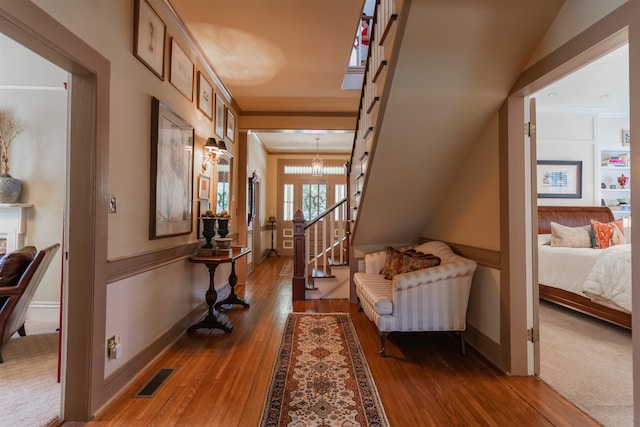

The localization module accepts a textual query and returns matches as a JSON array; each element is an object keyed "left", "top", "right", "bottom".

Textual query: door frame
[
  {"left": 0, "top": 1, "right": 110, "bottom": 420},
  {"left": 502, "top": 9, "right": 632, "bottom": 376}
]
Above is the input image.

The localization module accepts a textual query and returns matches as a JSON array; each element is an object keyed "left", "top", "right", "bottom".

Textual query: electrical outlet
[{"left": 107, "top": 336, "right": 117, "bottom": 359}]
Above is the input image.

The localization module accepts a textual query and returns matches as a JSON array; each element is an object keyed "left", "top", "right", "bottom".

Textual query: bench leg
[
  {"left": 460, "top": 331, "right": 466, "bottom": 354},
  {"left": 379, "top": 332, "right": 390, "bottom": 357}
]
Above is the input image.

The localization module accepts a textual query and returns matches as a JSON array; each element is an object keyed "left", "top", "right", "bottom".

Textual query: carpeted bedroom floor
[{"left": 539, "top": 300, "right": 632, "bottom": 427}]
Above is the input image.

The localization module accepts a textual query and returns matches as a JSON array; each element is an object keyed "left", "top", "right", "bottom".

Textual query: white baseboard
[{"left": 26, "top": 301, "right": 61, "bottom": 323}]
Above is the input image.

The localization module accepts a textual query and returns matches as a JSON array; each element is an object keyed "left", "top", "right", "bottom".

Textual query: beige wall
[
  {"left": 528, "top": 0, "right": 627, "bottom": 66},
  {"left": 32, "top": 0, "right": 239, "bottom": 258},
  {"left": 26, "top": 0, "right": 240, "bottom": 377}
]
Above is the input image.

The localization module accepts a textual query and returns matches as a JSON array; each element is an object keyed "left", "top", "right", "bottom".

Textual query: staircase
[
  {"left": 291, "top": 0, "right": 401, "bottom": 300},
  {"left": 292, "top": 198, "right": 350, "bottom": 300}
]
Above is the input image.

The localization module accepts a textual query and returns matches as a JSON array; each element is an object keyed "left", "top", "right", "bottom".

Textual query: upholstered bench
[{"left": 354, "top": 241, "right": 477, "bottom": 356}]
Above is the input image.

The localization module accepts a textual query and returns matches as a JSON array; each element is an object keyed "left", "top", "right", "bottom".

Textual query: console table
[{"left": 187, "top": 247, "right": 251, "bottom": 334}]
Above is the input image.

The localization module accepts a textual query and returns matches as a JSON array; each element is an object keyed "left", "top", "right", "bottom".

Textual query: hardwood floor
[{"left": 70, "top": 256, "right": 599, "bottom": 426}]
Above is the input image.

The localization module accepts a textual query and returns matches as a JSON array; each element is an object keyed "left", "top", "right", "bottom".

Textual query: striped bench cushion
[{"left": 353, "top": 272, "right": 393, "bottom": 315}]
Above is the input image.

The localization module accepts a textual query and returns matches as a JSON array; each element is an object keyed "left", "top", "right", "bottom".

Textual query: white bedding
[
  {"left": 583, "top": 244, "right": 632, "bottom": 313},
  {"left": 538, "top": 235, "right": 632, "bottom": 313}
]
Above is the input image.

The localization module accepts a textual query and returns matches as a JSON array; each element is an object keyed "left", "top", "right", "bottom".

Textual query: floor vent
[{"left": 133, "top": 368, "right": 174, "bottom": 398}]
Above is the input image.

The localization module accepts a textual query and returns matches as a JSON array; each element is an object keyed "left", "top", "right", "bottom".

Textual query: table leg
[
  {"left": 215, "top": 260, "right": 250, "bottom": 308},
  {"left": 187, "top": 263, "right": 233, "bottom": 334}
]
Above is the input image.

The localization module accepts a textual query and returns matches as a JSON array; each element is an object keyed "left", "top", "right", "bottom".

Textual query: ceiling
[
  {"left": 167, "top": 0, "right": 369, "bottom": 154},
  {"left": 534, "top": 43, "right": 629, "bottom": 114},
  {"left": 165, "top": 0, "right": 629, "bottom": 156}
]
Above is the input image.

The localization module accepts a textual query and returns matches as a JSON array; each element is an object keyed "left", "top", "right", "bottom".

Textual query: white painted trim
[{"left": 27, "top": 301, "right": 61, "bottom": 322}]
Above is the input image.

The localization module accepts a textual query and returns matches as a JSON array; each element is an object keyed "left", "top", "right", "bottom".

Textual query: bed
[{"left": 537, "top": 205, "right": 631, "bottom": 329}]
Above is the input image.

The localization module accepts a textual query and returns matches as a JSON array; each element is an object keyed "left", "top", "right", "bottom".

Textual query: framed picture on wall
[
  {"left": 215, "top": 94, "right": 225, "bottom": 139},
  {"left": 169, "top": 38, "right": 194, "bottom": 100},
  {"left": 622, "top": 129, "right": 630, "bottom": 146},
  {"left": 133, "top": 0, "right": 166, "bottom": 80},
  {"left": 198, "top": 174, "right": 210, "bottom": 200},
  {"left": 226, "top": 108, "right": 235, "bottom": 143},
  {"left": 537, "top": 160, "right": 582, "bottom": 198},
  {"left": 197, "top": 72, "right": 213, "bottom": 119},
  {"left": 149, "top": 97, "right": 194, "bottom": 239}
]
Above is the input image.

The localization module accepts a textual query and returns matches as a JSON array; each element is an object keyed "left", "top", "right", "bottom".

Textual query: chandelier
[{"left": 311, "top": 137, "right": 323, "bottom": 176}]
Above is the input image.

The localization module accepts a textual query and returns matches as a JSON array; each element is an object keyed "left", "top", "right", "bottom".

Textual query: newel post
[{"left": 292, "top": 209, "right": 306, "bottom": 300}]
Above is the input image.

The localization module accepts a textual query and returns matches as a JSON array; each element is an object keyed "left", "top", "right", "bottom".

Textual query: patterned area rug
[{"left": 260, "top": 313, "right": 388, "bottom": 427}]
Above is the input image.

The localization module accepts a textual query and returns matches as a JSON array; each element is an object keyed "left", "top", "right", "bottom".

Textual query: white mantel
[{"left": 0, "top": 203, "right": 34, "bottom": 254}]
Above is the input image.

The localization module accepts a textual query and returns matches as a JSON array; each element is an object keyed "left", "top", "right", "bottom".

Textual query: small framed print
[
  {"left": 170, "top": 38, "right": 194, "bottom": 100},
  {"left": 197, "top": 72, "right": 213, "bottom": 120},
  {"left": 215, "top": 94, "right": 225, "bottom": 138},
  {"left": 133, "top": 0, "right": 166, "bottom": 79},
  {"left": 226, "top": 108, "right": 235, "bottom": 143},
  {"left": 537, "top": 160, "right": 582, "bottom": 199},
  {"left": 198, "top": 174, "right": 210, "bottom": 200},
  {"left": 622, "top": 129, "right": 630, "bottom": 146}
]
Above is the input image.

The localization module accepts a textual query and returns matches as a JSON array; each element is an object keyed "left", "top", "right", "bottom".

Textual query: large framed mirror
[{"left": 215, "top": 154, "right": 232, "bottom": 214}]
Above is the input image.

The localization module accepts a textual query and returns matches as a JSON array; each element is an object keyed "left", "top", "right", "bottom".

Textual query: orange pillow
[{"left": 590, "top": 219, "right": 624, "bottom": 249}]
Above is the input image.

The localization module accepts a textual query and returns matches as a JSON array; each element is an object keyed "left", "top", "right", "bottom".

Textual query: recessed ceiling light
[
  {"left": 600, "top": 94, "right": 610, "bottom": 99},
  {"left": 547, "top": 93, "right": 558, "bottom": 97}
]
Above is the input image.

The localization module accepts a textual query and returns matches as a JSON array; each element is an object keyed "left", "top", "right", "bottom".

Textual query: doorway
[
  {"left": 0, "top": 32, "right": 68, "bottom": 425},
  {"left": 528, "top": 42, "right": 632, "bottom": 425},
  {"left": 0, "top": 1, "right": 110, "bottom": 421}
]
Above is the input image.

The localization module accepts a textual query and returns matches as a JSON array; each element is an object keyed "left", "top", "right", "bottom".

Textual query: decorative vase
[
  {"left": 617, "top": 173, "right": 629, "bottom": 189},
  {"left": 201, "top": 217, "right": 216, "bottom": 248},
  {"left": 216, "top": 217, "right": 230, "bottom": 238},
  {"left": 0, "top": 175, "right": 21, "bottom": 203}
]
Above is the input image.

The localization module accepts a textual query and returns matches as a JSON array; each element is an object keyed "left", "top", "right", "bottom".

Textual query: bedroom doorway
[{"left": 527, "top": 37, "right": 632, "bottom": 426}]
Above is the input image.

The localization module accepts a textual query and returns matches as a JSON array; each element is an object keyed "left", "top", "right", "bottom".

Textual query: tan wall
[
  {"left": 423, "top": 115, "right": 501, "bottom": 250},
  {"left": 528, "top": 0, "right": 627, "bottom": 65},
  {"left": 26, "top": 0, "right": 241, "bottom": 378},
  {"left": 32, "top": 0, "right": 240, "bottom": 258}
]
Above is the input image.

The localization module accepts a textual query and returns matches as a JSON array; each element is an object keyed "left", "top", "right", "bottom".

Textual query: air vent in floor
[{"left": 133, "top": 368, "right": 174, "bottom": 398}]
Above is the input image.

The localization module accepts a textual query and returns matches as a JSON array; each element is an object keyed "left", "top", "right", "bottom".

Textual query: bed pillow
[
  {"left": 379, "top": 247, "right": 417, "bottom": 279},
  {"left": 400, "top": 251, "right": 441, "bottom": 274},
  {"left": 549, "top": 222, "right": 593, "bottom": 248},
  {"left": 538, "top": 234, "right": 552, "bottom": 246},
  {"left": 590, "top": 219, "right": 625, "bottom": 249}
]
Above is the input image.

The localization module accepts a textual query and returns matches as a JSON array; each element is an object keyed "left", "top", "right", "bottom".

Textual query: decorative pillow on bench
[
  {"left": 0, "top": 246, "right": 36, "bottom": 287},
  {"left": 400, "top": 251, "right": 441, "bottom": 273},
  {"left": 379, "top": 246, "right": 441, "bottom": 279},
  {"left": 380, "top": 247, "right": 416, "bottom": 279}
]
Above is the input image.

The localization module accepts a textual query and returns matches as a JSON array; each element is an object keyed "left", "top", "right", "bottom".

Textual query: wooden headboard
[{"left": 538, "top": 206, "right": 615, "bottom": 234}]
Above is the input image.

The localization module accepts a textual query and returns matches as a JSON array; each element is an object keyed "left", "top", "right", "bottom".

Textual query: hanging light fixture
[{"left": 311, "top": 137, "right": 323, "bottom": 176}]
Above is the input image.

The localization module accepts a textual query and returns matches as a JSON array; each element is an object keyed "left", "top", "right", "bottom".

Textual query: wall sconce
[{"left": 202, "top": 137, "right": 219, "bottom": 173}]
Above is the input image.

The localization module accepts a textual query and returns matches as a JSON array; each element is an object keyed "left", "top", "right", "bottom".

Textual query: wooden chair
[{"left": 0, "top": 243, "right": 60, "bottom": 362}]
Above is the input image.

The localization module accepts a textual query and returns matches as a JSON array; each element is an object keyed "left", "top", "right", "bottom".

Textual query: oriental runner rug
[{"left": 260, "top": 313, "right": 389, "bottom": 427}]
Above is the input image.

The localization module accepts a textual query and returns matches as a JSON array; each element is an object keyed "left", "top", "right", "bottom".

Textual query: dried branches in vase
[
  {"left": 0, "top": 109, "right": 24, "bottom": 202},
  {"left": 0, "top": 109, "right": 24, "bottom": 177}
]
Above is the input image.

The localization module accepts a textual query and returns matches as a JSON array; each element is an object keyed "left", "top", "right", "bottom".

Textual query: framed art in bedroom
[
  {"left": 622, "top": 129, "right": 630, "bottom": 146},
  {"left": 537, "top": 160, "right": 582, "bottom": 198}
]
